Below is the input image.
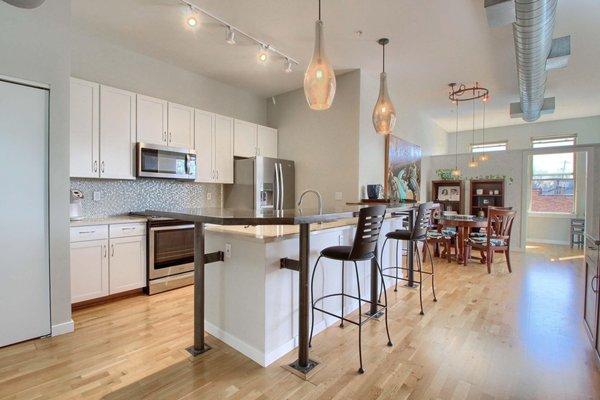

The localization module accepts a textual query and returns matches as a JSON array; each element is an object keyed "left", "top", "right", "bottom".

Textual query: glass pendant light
[
  {"left": 451, "top": 101, "right": 461, "bottom": 177},
  {"left": 304, "top": 0, "right": 336, "bottom": 110},
  {"left": 373, "top": 38, "right": 397, "bottom": 135},
  {"left": 468, "top": 98, "right": 478, "bottom": 168}
]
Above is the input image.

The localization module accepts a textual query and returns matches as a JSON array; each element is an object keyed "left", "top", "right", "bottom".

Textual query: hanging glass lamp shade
[
  {"left": 373, "top": 72, "right": 397, "bottom": 134},
  {"left": 373, "top": 38, "right": 396, "bottom": 135},
  {"left": 304, "top": 20, "right": 336, "bottom": 110}
]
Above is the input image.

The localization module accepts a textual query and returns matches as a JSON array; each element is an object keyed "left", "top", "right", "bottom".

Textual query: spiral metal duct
[{"left": 513, "top": 0, "right": 558, "bottom": 122}]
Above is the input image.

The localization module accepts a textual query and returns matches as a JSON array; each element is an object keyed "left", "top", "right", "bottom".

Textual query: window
[
  {"left": 530, "top": 152, "right": 575, "bottom": 214},
  {"left": 531, "top": 135, "right": 576, "bottom": 148},
  {"left": 470, "top": 141, "right": 507, "bottom": 153}
]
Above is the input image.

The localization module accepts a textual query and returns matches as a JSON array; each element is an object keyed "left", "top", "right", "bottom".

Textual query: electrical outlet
[
  {"left": 338, "top": 234, "right": 344, "bottom": 245},
  {"left": 93, "top": 191, "right": 102, "bottom": 202},
  {"left": 225, "top": 243, "right": 232, "bottom": 258},
  {"left": 335, "top": 192, "right": 343, "bottom": 201},
  {"left": 206, "top": 192, "right": 212, "bottom": 201}
]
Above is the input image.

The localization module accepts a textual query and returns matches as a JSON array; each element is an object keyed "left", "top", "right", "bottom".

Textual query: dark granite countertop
[{"left": 142, "top": 204, "right": 416, "bottom": 226}]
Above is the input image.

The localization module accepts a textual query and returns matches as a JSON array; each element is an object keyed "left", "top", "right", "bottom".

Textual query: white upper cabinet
[
  {"left": 70, "top": 78, "right": 99, "bottom": 178},
  {"left": 234, "top": 119, "right": 258, "bottom": 158},
  {"left": 99, "top": 85, "right": 136, "bottom": 180},
  {"left": 137, "top": 94, "right": 168, "bottom": 145},
  {"left": 168, "top": 102, "right": 194, "bottom": 149},
  {"left": 214, "top": 114, "right": 234, "bottom": 183},
  {"left": 195, "top": 110, "right": 233, "bottom": 184},
  {"left": 257, "top": 125, "right": 278, "bottom": 158},
  {"left": 194, "top": 109, "right": 214, "bottom": 183},
  {"left": 234, "top": 119, "right": 277, "bottom": 158}
]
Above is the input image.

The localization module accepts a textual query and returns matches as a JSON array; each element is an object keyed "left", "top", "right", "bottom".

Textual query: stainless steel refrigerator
[{"left": 223, "top": 157, "right": 295, "bottom": 210}]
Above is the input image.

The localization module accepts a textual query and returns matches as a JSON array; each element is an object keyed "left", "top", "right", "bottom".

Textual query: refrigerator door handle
[
  {"left": 278, "top": 163, "right": 284, "bottom": 210},
  {"left": 274, "top": 162, "right": 280, "bottom": 210}
]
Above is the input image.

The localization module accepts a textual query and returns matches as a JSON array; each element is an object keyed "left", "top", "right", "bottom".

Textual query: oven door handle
[{"left": 149, "top": 224, "right": 195, "bottom": 231}]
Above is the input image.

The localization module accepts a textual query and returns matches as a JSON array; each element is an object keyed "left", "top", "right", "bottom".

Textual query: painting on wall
[{"left": 385, "top": 135, "right": 422, "bottom": 202}]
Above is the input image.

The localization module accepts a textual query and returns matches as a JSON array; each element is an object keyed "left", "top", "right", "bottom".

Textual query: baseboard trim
[
  {"left": 51, "top": 319, "right": 74, "bottom": 336},
  {"left": 204, "top": 320, "right": 265, "bottom": 367},
  {"left": 527, "top": 239, "right": 570, "bottom": 245}
]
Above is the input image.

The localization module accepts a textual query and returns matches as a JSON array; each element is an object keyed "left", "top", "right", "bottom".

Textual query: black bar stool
[
  {"left": 308, "top": 205, "right": 392, "bottom": 374},
  {"left": 380, "top": 202, "right": 437, "bottom": 315}
]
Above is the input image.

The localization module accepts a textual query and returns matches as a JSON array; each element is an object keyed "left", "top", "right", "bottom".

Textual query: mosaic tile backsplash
[{"left": 70, "top": 178, "right": 221, "bottom": 218}]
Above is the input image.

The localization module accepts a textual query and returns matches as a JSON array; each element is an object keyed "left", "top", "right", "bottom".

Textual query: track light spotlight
[
  {"left": 258, "top": 45, "right": 268, "bottom": 63},
  {"left": 284, "top": 58, "right": 293, "bottom": 73},
  {"left": 226, "top": 26, "right": 236, "bottom": 44}
]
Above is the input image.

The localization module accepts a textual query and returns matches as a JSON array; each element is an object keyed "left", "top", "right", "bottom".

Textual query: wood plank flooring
[{"left": 1, "top": 244, "right": 599, "bottom": 399}]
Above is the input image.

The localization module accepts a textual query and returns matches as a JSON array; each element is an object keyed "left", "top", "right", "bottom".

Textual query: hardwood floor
[{"left": 1, "top": 244, "right": 599, "bottom": 399}]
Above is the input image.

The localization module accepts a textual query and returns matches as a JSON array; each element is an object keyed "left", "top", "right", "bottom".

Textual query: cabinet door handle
[
  {"left": 93, "top": 160, "right": 98, "bottom": 172},
  {"left": 103, "top": 244, "right": 107, "bottom": 258},
  {"left": 169, "top": 132, "right": 172, "bottom": 143},
  {"left": 593, "top": 276, "right": 599, "bottom": 293},
  {"left": 100, "top": 161, "right": 105, "bottom": 173},
  {"left": 79, "top": 230, "right": 96, "bottom": 235},
  {"left": 216, "top": 170, "right": 219, "bottom": 180},
  {"left": 111, "top": 244, "right": 115, "bottom": 257},
  {"left": 163, "top": 131, "right": 167, "bottom": 142}
]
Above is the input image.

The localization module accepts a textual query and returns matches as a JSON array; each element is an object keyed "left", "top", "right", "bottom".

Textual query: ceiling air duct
[{"left": 485, "top": 0, "right": 570, "bottom": 122}]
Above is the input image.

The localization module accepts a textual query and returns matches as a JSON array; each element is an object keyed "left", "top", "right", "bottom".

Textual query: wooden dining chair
[
  {"left": 464, "top": 207, "right": 517, "bottom": 273},
  {"left": 423, "top": 203, "right": 458, "bottom": 263}
]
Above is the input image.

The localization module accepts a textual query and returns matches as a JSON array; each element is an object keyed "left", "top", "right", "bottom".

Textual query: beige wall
[
  {"left": 0, "top": 0, "right": 72, "bottom": 329},
  {"left": 448, "top": 115, "right": 600, "bottom": 153},
  {"left": 72, "top": 31, "right": 267, "bottom": 125},
  {"left": 268, "top": 71, "right": 361, "bottom": 209}
]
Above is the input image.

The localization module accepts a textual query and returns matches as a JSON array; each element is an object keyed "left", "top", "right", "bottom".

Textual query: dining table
[{"left": 439, "top": 215, "right": 488, "bottom": 264}]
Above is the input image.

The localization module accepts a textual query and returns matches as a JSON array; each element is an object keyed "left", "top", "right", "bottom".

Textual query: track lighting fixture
[
  {"left": 258, "top": 45, "right": 269, "bottom": 63},
  {"left": 284, "top": 58, "right": 293, "bottom": 73},
  {"left": 178, "top": 0, "right": 298, "bottom": 73},
  {"left": 226, "top": 26, "right": 236, "bottom": 45},
  {"left": 186, "top": 5, "right": 198, "bottom": 28}
]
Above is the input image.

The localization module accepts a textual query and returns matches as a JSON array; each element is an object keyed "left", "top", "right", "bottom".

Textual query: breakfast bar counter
[{"left": 143, "top": 204, "right": 416, "bottom": 376}]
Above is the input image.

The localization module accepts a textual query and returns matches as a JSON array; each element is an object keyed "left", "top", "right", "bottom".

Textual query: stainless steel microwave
[{"left": 136, "top": 143, "right": 196, "bottom": 180}]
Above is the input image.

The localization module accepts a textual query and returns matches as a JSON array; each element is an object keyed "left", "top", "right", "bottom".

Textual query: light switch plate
[
  {"left": 225, "top": 243, "right": 232, "bottom": 258},
  {"left": 93, "top": 191, "right": 102, "bottom": 202},
  {"left": 334, "top": 192, "right": 343, "bottom": 201},
  {"left": 206, "top": 192, "right": 212, "bottom": 201}
]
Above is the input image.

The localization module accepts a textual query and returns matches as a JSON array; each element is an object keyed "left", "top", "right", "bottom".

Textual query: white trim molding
[{"left": 51, "top": 319, "right": 74, "bottom": 336}]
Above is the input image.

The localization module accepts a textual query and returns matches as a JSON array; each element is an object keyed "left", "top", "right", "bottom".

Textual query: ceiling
[{"left": 72, "top": 0, "right": 600, "bottom": 131}]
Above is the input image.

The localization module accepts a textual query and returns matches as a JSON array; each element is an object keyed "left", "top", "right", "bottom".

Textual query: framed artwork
[
  {"left": 437, "top": 186, "right": 460, "bottom": 201},
  {"left": 385, "top": 135, "right": 422, "bottom": 201}
]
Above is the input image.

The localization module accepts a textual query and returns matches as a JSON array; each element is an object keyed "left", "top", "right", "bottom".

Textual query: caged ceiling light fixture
[{"left": 178, "top": 0, "right": 299, "bottom": 73}]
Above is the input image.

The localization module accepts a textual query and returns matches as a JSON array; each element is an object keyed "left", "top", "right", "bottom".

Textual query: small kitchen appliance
[{"left": 69, "top": 189, "right": 84, "bottom": 221}]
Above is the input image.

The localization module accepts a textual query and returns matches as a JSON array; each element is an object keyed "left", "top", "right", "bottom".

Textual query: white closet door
[
  {"left": 214, "top": 114, "right": 234, "bottom": 183},
  {"left": 70, "top": 78, "right": 99, "bottom": 177},
  {"left": 168, "top": 102, "right": 194, "bottom": 149},
  {"left": 194, "top": 109, "right": 214, "bottom": 183},
  {"left": 137, "top": 94, "right": 168, "bottom": 145},
  {"left": 99, "top": 85, "right": 136, "bottom": 180},
  {"left": 0, "top": 79, "right": 51, "bottom": 347}
]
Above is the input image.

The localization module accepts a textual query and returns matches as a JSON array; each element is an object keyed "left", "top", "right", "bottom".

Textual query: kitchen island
[{"left": 143, "top": 205, "right": 416, "bottom": 376}]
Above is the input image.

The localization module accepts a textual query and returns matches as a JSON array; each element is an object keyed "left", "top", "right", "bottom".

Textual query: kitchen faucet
[{"left": 298, "top": 189, "right": 323, "bottom": 215}]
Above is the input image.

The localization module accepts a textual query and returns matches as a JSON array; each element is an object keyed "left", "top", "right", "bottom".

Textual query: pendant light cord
[
  {"left": 455, "top": 101, "right": 459, "bottom": 169},
  {"left": 482, "top": 99, "right": 486, "bottom": 158},
  {"left": 318, "top": 0, "right": 321, "bottom": 20},
  {"left": 383, "top": 42, "right": 386, "bottom": 73},
  {"left": 472, "top": 98, "right": 475, "bottom": 161}
]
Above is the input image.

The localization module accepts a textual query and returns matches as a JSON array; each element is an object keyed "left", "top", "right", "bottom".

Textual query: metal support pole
[
  {"left": 287, "top": 223, "right": 318, "bottom": 375},
  {"left": 187, "top": 222, "right": 211, "bottom": 356},
  {"left": 406, "top": 209, "right": 417, "bottom": 288}
]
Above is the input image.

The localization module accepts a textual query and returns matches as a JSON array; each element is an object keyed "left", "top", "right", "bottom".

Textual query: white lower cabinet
[
  {"left": 70, "top": 223, "right": 146, "bottom": 304},
  {"left": 70, "top": 239, "right": 109, "bottom": 303},
  {"left": 109, "top": 235, "right": 146, "bottom": 295}
]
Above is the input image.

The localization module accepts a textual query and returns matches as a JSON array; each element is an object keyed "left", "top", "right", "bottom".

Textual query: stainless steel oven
[
  {"left": 137, "top": 142, "right": 196, "bottom": 180},
  {"left": 147, "top": 218, "right": 195, "bottom": 295}
]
